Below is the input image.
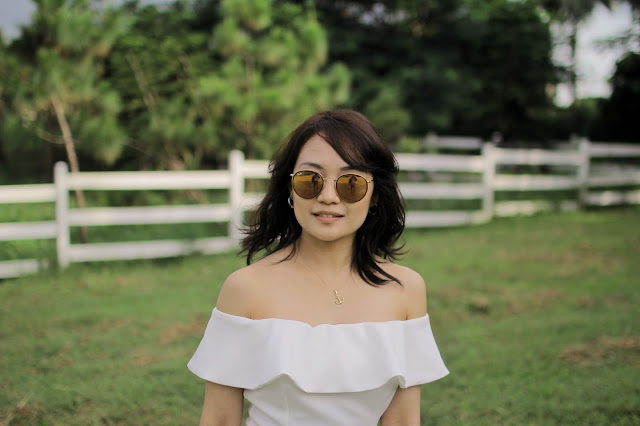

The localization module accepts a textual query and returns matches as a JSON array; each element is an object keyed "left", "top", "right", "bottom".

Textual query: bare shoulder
[
  {"left": 216, "top": 249, "right": 292, "bottom": 318},
  {"left": 379, "top": 261, "right": 427, "bottom": 319},
  {"left": 215, "top": 264, "right": 259, "bottom": 318}
]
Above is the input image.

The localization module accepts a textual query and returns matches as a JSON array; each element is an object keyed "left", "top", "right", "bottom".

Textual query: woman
[{"left": 188, "top": 110, "right": 449, "bottom": 425}]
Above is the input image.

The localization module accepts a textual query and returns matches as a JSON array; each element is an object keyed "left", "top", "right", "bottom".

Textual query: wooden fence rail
[{"left": 1, "top": 139, "right": 639, "bottom": 278}]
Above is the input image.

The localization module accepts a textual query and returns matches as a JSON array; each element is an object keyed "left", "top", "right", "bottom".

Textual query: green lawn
[{"left": 1, "top": 208, "right": 638, "bottom": 425}]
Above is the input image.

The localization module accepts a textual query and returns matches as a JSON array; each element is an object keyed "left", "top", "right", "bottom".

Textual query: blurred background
[
  {"left": 0, "top": 0, "right": 639, "bottom": 182},
  {"left": 0, "top": 1, "right": 639, "bottom": 425}
]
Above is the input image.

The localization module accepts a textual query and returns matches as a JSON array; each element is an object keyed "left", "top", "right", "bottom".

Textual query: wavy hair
[{"left": 241, "top": 109, "right": 405, "bottom": 285}]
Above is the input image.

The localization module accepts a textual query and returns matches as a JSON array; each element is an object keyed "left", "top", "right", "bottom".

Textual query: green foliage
[
  {"left": 0, "top": 37, "right": 55, "bottom": 182},
  {"left": 196, "top": 0, "right": 350, "bottom": 159},
  {"left": 0, "top": 114, "right": 56, "bottom": 182},
  {"left": 1, "top": 0, "right": 637, "bottom": 179},
  {"left": 1, "top": 210, "right": 639, "bottom": 424},
  {"left": 546, "top": 51, "right": 640, "bottom": 143},
  {"left": 363, "top": 84, "right": 411, "bottom": 146},
  {"left": 5, "top": 0, "right": 129, "bottom": 170},
  {"left": 454, "top": 0, "right": 556, "bottom": 139},
  {"left": 547, "top": 98, "right": 601, "bottom": 140},
  {"left": 596, "top": 52, "right": 640, "bottom": 142},
  {"left": 105, "top": 2, "right": 212, "bottom": 170},
  {"left": 315, "top": 0, "right": 557, "bottom": 141},
  {"left": 105, "top": 0, "right": 349, "bottom": 170}
]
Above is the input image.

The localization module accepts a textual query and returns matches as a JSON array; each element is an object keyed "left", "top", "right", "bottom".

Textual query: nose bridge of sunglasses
[{"left": 317, "top": 176, "right": 341, "bottom": 198}]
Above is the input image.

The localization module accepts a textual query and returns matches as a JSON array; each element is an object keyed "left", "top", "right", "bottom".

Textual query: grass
[{"left": 1, "top": 208, "right": 639, "bottom": 425}]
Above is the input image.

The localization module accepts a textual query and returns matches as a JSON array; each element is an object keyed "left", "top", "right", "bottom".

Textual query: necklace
[{"left": 298, "top": 254, "right": 346, "bottom": 305}]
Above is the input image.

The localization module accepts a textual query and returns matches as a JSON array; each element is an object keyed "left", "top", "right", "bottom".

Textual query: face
[{"left": 291, "top": 134, "right": 374, "bottom": 245}]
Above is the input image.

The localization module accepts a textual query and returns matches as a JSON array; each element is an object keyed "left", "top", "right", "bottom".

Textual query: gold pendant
[{"left": 334, "top": 290, "right": 344, "bottom": 305}]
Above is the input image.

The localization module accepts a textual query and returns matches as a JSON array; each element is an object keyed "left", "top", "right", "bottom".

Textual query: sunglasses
[{"left": 290, "top": 170, "right": 373, "bottom": 203}]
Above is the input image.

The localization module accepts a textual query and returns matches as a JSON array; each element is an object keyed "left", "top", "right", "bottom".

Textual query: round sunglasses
[{"left": 290, "top": 170, "right": 373, "bottom": 203}]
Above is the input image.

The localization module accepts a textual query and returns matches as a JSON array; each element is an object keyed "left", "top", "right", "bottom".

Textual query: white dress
[{"left": 188, "top": 308, "right": 449, "bottom": 426}]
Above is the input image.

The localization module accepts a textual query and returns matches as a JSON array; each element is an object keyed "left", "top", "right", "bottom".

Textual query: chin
[{"left": 305, "top": 227, "right": 353, "bottom": 244}]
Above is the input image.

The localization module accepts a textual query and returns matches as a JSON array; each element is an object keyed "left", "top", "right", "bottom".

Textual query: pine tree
[
  {"left": 9, "top": 0, "right": 129, "bottom": 241},
  {"left": 196, "top": 0, "right": 350, "bottom": 159}
]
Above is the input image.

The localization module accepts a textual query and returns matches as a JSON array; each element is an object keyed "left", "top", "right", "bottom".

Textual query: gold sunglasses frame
[{"left": 289, "top": 170, "right": 373, "bottom": 203}]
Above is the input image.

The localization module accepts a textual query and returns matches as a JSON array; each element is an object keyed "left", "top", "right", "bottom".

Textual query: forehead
[{"left": 294, "top": 134, "right": 349, "bottom": 169}]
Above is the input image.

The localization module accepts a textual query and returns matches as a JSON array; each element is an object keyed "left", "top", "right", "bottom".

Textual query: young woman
[{"left": 188, "top": 110, "right": 448, "bottom": 425}]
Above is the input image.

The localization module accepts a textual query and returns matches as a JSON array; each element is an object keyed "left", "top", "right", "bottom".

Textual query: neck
[{"left": 295, "top": 234, "right": 354, "bottom": 274}]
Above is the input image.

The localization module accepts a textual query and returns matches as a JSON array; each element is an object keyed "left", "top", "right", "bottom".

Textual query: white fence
[{"left": 1, "top": 140, "right": 639, "bottom": 278}]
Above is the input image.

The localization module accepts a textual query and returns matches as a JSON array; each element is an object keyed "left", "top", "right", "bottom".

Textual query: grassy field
[{"left": 1, "top": 208, "right": 638, "bottom": 425}]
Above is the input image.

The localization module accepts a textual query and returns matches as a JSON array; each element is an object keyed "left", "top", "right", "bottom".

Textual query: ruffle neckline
[{"left": 188, "top": 308, "right": 449, "bottom": 393}]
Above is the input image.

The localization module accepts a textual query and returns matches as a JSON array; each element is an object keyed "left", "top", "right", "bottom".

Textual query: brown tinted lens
[
  {"left": 336, "top": 174, "right": 368, "bottom": 203},
  {"left": 292, "top": 171, "right": 323, "bottom": 199}
]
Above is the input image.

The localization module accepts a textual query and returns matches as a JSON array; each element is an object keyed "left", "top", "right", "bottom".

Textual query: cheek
[
  {"left": 291, "top": 197, "right": 309, "bottom": 224},
  {"left": 350, "top": 200, "right": 373, "bottom": 227}
]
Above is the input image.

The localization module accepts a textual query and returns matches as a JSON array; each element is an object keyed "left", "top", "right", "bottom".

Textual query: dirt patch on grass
[
  {"left": 531, "top": 288, "right": 565, "bottom": 307},
  {"left": 508, "top": 288, "right": 566, "bottom": 314},
  {"left": 127, "top": 346, "right": 194, "bottom": 369},
  {"left": 575, "top": 293, "right": 634, "bottom": 310},
  {"left": 97, "top": 318, "right": 128, "bottom": 332},
  {"left": 433, "top": 286, "right": 465, "bottom": 305},
  {"left": 505, "top": 250, "right": 623, "bottom": 278},
  {"left": 134, "top": 354, "right": 162, "bottom": 366},
  {"left": 158, "top": 314, "right": 206, "bottom": 346},
  {"left": 467, "top": 296, "right": 491, "bottom": 315},
  {"left": 560, "top": 335, "right": 640, "bottom": 367},
  {"left": 0, "top": 397, "right": 41, "bottom": 425},
  {"left": 604, "top": 293, "right": 634, "bottom": 309}
]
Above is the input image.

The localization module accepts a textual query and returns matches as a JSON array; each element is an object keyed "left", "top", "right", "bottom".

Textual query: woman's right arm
[
  {"left": 198, "top": 268, "right": 257, "bottom": 425},
  {"left": 199, "top": 381, "right": 244, "bottom": 426}
]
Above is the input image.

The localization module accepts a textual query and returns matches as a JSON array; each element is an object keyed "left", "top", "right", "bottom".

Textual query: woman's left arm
[
  {"left": 380, "top": 385, "right": 422, "bottom": 426},
  {"left": 381, "top": 265, "right": 428, "bottom": 425}
]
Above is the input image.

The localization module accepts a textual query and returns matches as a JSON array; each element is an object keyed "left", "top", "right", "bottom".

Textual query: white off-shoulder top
[{"left": 188, "top": 308, "right": 449, "bottom": 426}]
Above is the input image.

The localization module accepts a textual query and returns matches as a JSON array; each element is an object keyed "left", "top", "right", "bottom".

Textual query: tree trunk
[
  {"left": 50, "top": 93, "right": 89, "bottom": 244},
  {"left": 568, "top": 19, "right": 579, "bottom": 103},
  {"left": 126, "top": 53, "right": 156, "bottom": 112}
]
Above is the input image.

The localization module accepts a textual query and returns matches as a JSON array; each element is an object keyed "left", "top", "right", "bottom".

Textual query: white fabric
[{"left": 188, "top": 308, "right": 449, "bottom": 426}]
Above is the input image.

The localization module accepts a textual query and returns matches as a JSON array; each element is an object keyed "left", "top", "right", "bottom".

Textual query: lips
[{"left": 313, "top": 211, "right": 344, "bottom": 218}]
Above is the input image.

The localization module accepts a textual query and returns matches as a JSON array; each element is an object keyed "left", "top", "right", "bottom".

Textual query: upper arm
[
  {"left": 380, "top": 267, "right": 428, "bottom": 424},
  {"left": 380, "top": 385, "right": 422, "bottom": 426},
  {"left": 199, "top": 381, "right": 244, "bottom": 426},
  {"left": 198, "top": 269, "right": 254, "bottom": 425}
]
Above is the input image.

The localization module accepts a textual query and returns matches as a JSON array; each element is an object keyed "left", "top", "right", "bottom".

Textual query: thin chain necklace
[{"left": 298, "top": 253, "right": 346, "bottom": 305}]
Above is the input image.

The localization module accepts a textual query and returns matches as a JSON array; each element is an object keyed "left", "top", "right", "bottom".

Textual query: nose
[{"left": 317, "top": 178, "right": 340, "bottom": 204}]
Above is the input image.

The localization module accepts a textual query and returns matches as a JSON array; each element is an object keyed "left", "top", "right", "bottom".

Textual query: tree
[
  {"left": 106, "top": 0, "right": 349, "bottom": 170},
  {"left": 7, "top": 0, "right": 129, "bottom": 241},
  {"left": 0, "top": 35, "right": 9, "bottom": 178},
  {"left": 196, "top": 0, "right": 350, "bottom": 160},
  {"left": 106, "top": 1, "right": 215, "bottom": 170},
  {"left": 310, "top": 0, "right": 556, "bottom": 141},
  {"left": 539, "top": 0, "right": 612, "bottom": 103},
  {"left": 310, "top": 0, "right": 467, "bottom": 141},
  {"left": 454, "top": 0, "right": 557, "bottom": 140},
  {"left": 596, "top": 52, "right": 640, "bottom": 142}
]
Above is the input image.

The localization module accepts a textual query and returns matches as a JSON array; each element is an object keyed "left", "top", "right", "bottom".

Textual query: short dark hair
[{"left": 241, "top": 109, "right": 405, "bottom": 285}]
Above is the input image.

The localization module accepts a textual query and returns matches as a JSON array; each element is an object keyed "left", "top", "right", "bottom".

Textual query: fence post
[
  {"left": 481, "top": 142, "right": 496, "bottom": 222},
  {"left": 228, "top": 150, "right": 245, "bottom": 246},
  {"left": 422, "top": 131, "right": 438, "bottom": 151},
  {"left": 54, "top": 162, "right": 70, "bottom": 268},
  {"left": 577, "top": 137, "right": 591, "bottom": 208}
]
